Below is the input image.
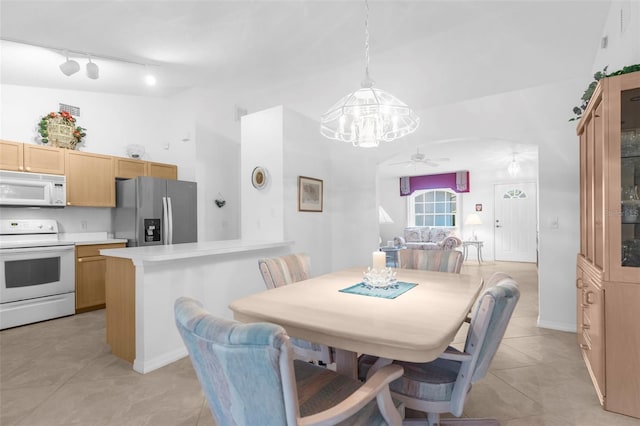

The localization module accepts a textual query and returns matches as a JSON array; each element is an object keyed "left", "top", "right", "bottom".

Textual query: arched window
[{"left": 408, "top": 189, "right": 458, "bottom": 227}]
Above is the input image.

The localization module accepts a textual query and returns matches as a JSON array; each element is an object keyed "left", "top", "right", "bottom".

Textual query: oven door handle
[{"left": 1, "top": 245, "right": 75, "bottom": 254}]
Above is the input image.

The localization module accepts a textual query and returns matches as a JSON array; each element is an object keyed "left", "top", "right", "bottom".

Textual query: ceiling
[{"left": 0, "top": 1, "right": 611, "bottom": 176}]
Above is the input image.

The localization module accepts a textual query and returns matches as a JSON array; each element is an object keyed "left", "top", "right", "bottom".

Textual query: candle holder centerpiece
[{"left": 362, "top": 267, "right": 398, "bottom": 289}]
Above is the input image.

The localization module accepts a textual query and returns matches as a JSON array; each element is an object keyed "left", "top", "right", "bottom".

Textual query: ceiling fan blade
[{"left": 387, "top": 160, "right": 413, "bottom": 166}]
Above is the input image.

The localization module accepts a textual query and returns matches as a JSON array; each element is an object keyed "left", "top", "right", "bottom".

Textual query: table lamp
[{"left": 464, "top": 213, "right": 482, "bottom": 241}]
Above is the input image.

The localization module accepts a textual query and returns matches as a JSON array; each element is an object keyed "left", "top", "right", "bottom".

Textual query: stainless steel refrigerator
[{"left": 113, "top": 177, "right": 197, "bottom": 246}]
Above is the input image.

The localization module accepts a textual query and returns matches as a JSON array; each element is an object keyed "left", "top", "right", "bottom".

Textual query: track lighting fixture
[
  {"left": 4, "top": 39, "right": 159, "bottom": 85},
  {"left": 86, "top": 56, "right": 99, "bottom": 79},
  {"left": 59, "top": 51, "right": 80, "bottom": 76}
]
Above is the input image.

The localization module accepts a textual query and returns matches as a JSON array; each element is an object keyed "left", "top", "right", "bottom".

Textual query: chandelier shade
[
  {"left": 320, "top": 84, "right": 420, "bottom": 148},
  {"left": 320, "top": 0, "right": 419, "bottom": 148}
]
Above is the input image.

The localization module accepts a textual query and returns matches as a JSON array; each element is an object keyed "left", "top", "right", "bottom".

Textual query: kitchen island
[{"left": 101, "top": 239, "right": 292, "bottom": 374}]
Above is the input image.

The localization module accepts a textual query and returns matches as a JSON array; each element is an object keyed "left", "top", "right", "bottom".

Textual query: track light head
[
  {"left": 86, "top": 57, "right": 99, "bottom": 79},
  {"left": 59, "top": 52, "right": 80, "bottom": 76},
  {"left": 60, "top": 59, "right": 80, "bottom": 76}
]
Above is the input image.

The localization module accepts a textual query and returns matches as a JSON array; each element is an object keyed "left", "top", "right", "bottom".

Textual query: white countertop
[
  {"left": 100, "top": 239, "right": 293, "bottom": 262},
  {"left": 59, "top": 232, "right": 127, "bottom": 246}
]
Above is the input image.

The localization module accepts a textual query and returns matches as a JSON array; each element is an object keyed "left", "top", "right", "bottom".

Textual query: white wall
[
  {"left": 592, "top": 1, "right": 640, "bottom": 72},
  {"left": 240, "top": 105, "right": 379, "bottom": 276},
  {"left": 240, "top": 106, "right": 285, "bottom": 241},
  {"left": 283, "top": 108, "right": 333, "bottom": 275}
]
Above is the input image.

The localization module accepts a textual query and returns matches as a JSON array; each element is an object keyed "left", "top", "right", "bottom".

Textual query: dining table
[{"left": 229, "top": 266, "right": 483, "bottom": 379}]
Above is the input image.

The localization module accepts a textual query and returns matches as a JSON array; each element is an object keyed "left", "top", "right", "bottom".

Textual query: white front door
[{"left": 494, "top": 182, "right": 538, "bottom": 262}]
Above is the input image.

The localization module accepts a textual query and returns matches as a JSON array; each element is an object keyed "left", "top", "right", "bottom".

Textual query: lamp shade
[
  {"left": 379, "top": 206, "right": 394, "bottom": 224},
  {"left": 464, "top": 213, "right": 482, "bottom": 225}
]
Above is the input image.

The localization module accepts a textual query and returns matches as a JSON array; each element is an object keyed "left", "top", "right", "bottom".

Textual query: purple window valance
[{"left": 399, "top": 171, "right": 470, "bottom": 196}]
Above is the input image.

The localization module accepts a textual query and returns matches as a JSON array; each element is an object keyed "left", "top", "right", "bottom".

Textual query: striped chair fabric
[
  {"left": 358, "top": 279, "right": 520, "bottom": 426},
  {"left": 398, "top": 249, "right": 463, "bottom": 273},
  {"left": 465, "top": 272, "right": 513, "bottom": 322},
  {"left": 258, "top": 253, "right": 333, "bottom": 364},
  {"left": 175, "top": 297, "right": 405, "bottom": 426},
  {"left": 258, "top": 253, "right": 311, "bottom": 290}
]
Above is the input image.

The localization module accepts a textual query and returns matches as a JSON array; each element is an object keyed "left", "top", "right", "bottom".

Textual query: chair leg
[{"left": 427, "top": 412, "right": 440, "bottom": 426}]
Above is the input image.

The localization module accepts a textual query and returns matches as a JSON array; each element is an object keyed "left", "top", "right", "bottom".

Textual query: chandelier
[
  {"left": 507, "top": 153, "right": 521, "bottom": 177},
  {"left": 320, "top": 0, "right": 419, "bottom": 148}
]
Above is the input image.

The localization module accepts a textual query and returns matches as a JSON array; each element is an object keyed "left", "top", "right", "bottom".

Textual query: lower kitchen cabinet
[{"left": 76, "top": 242, "right": 125, "bottom": 313}]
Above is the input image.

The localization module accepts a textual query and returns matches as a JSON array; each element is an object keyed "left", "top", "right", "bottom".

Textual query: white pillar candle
[{"left": 373, "top": 251, "right": 386, "bottom": 270}]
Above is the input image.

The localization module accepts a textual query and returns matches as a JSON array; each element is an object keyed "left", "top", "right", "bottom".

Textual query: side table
[
  {"left": 462, "top": 240, "right": 484, "bottom": 264},
  {"left": 379, "top": 246, "right": 402, "bottom": 268}
]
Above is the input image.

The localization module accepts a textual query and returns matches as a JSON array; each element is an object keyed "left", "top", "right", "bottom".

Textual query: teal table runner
[{"left": 339, "top": 281, "right": 417, "bottom": 299}]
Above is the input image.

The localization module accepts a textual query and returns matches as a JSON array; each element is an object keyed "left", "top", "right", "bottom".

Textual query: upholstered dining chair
[
  {"left": 398, "top": 249, "right": 464, "bottom": 273},
  {"left": 175, "top": 297, "right": 405, "bottom": 426},
  {"left": 358, "top": 280, "right": 520, "bottom": 426},
  {"left": 464, "top": 272, "right": 513, "bottom": 323},
  {"left": 258, "top": 253, "right": 333, "bottom": 365}
]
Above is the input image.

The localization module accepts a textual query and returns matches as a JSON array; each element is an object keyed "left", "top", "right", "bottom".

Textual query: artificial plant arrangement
[
  {"left": 570, "top": 64, "right": 640, "bottom": 122},
  {"left": 38, "top": 111, "right": 87, "bottom": 149}
]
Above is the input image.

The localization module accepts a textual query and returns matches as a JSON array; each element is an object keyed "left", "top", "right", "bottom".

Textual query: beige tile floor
[{"left": 1, "top": 261, "right": 639, "bottom": 425}]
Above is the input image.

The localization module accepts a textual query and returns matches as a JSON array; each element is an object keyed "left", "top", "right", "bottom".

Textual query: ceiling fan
[{"left": 387, "top": 149, "right": 450, "bottom": 168}]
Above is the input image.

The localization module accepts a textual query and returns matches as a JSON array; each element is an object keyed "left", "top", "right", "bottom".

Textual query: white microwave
[{"left": 0, "top": 170, "right": 66, "bottom": 207}]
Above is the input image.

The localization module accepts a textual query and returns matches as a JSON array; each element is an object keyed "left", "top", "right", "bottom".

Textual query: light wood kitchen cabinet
[
  {"left": 76, "top": 242, "right": 126, "bottom": 313},
  {"left": 114, "top": 157, "right": 146, "bottom": 179},
  {"left": 105, "top": 256, "right": 136, "bottom": 363},
  {"left": 65, "top": 150, "right": 115, "bottom": 207},
  {"left": 146, "top": 161, "right": 177, "bottom": 180},
  {"left": 0, "top": 140, "right": 65, "bottom": 174},
  {"left": 576, "top": 71, "right": 640, "bottom": 419},
  {"left": 115, "top": 157, "right": 178, "bottom": 180}
]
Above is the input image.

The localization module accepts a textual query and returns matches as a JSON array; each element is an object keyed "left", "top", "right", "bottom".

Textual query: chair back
[
  {"left": 449, "top": 280, "right": 520, "bottom": 414},
  {"left": 174, "top": 297, "right": 299, "bottom": 425},
  {"left": 258, "top": 253, "right": 311, "bottom": 289},
  {"left": 398, "top": 249, "right": 463, "bottom": 273},
  {"left": 465, "top": 278, "right": 520, "bottom": 383},
  {"left": 468, "top": 272, "right": 513, "bottom": 319}
]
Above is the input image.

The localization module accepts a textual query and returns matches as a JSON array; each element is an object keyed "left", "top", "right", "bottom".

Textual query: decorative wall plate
[{"left": 252, "top": 167, "right": 268, "bottom": 190}]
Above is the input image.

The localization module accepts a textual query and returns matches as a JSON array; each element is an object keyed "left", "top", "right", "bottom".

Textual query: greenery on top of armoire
[{"left": 570, "top": 64, "right": 640, "bottom": 122}]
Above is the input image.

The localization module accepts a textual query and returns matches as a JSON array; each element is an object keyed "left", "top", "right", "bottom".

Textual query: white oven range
[{"left": 0, "top": 219, "right": 75, "bottom": 330}]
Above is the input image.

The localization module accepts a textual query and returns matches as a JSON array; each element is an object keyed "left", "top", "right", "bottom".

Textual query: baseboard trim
[
  {"left": 133, "top": 347, "right": 188, "bottom": 374},
  {"left": 537, "top": 317, "right": 577, "bottom": 332}
]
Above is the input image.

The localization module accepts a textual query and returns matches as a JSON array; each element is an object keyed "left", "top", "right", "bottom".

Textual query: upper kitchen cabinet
[
  {"left": 114, "top": 157, "right": 146, "bottom": 179},
  {"left": 115, "top": 157, "right": 178, "bottom": 180},
  {"left": 0, "top": 140, "right": 65, "bottom": 175},
  {"left": 65, "top": 150, "right": 115, "bottom": 207},
  {"left": 146, "top": 161, "right": 178, "bottom": 180}
]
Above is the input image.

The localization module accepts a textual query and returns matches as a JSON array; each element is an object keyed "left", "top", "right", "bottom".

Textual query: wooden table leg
[{"left": 333, "top": 348, "right": 358, "bottom": 379}]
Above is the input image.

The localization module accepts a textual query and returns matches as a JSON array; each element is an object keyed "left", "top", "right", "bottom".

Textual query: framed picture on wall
[{"left": 298, "top": 176, "right": 323, "bottom": 212}]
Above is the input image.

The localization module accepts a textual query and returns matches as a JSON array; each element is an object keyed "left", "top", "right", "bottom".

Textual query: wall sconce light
[{"left": 59, "top": 51, "right": 80, "bottom": 76}]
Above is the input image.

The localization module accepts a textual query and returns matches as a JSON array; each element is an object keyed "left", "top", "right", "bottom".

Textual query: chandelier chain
[{"left": 364, "top": 0, "right": 370, "bottom": 80}]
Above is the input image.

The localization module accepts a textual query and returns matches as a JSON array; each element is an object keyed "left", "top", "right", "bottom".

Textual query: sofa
[{"left": 397, "top": 227, "right": 462, "bottom": 250}]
